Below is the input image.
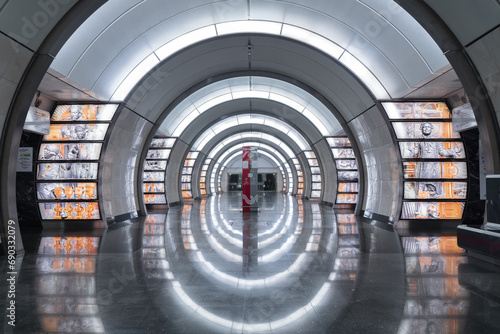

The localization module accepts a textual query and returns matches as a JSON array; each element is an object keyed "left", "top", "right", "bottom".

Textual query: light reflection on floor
[{"left": 5, "top": 193, "right": 500, "bottom": 333}]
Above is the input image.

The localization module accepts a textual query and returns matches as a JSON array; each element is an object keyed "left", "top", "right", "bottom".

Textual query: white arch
[
  {"left": 158, "top": 76, "right": 343, "bottom": 138},
  {"left": 191, "top": 114, "right": 311, "bottom": 152}
]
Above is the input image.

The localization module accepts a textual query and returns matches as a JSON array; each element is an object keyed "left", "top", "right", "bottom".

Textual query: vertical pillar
[{"left": 242, "top": 146, "right": 258, "bottom": 211}]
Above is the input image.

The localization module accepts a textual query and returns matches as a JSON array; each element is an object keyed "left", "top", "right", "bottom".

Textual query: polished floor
[{"left": 2, "top": 193, "right": 500, "bottom": 333}]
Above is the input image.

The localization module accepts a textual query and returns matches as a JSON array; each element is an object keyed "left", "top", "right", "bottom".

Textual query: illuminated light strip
[
  {"left": 111, "top": 21, "right": 390, "bottom": 101},
  {"left": 191, "top": 114, "right": 310, "bottom": 152},
  {"left": 208, "top": 137, "right": 295, "bottom": 160},
  {"left": 168, "top": 88, "right": 331, "bottom": 138}
]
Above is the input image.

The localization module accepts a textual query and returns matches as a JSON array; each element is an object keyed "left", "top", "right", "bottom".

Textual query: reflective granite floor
[{"left": 2, "top": 193, "right": 500, "bottom": 333}]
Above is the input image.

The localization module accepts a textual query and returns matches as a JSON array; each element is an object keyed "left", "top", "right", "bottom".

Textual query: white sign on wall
[{"left": 17, "top": 147, "right": 33, "bottom": 172}]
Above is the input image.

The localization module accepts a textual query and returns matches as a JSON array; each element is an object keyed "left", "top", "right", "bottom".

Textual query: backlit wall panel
[
  {"left": 36, "top": 104, "right": 119, "bottom": 221},
  {"left": 143, "top": 137, "right": 174, "bottom": 206},
  {"left": 327, "top": 137, "right": 359, "bottom": 205},
  {"left": 382, "top": 102, "right": 467, "bottom": 220}
]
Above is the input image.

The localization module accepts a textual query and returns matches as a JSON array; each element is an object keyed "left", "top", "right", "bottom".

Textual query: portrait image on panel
[
  {"left": 338, "top": 171, "right": 359, "bottom": 181},
  {"left": 39, "top": 202, "right": 100, "bottom": 220},
  {"left": 143, "top": 183, "right": 165, "bottom": 193},
  {"left": 43, "top": 124, "right": 109, "bottom": 141},
  {"left": 404, "top": 182, "right": 467, "bottom": 200},
  {"left": 401, "top": 202, "right": 464, "bottom": 220},
  {"left": 403, "top": 162, "right": 467, "bottom": 179},
  {"left": 336, "top": 160, "right": 358, "bottom": 170},
  {"left": 382, "top": 102, "right": 452, "bottom": 119},
  {"left": 144, "top": 160, "right": 167, "bottom": 170},
  {"left": 400, "top": 142, "right": 465, "bottom": 159},
  {"left": 143, "top": 172, "right": 165, "bottom": 182},
  {"left": 144, "top": 194, "right": 167, "bottom": 204},
  {"left": 392, "top": 122, "right": 460, "bottom": 139},
  {"left": 146, "top": 149, "right": 170, "bottom": 160},
  {"left": 51, "top": 104, "right": 118, "bottom": 122},
  {"left": 332, "top": 148, "right": 355, "bottom": 159},
  {"left": 39, "top": 144, "right": 102, "bottom": 160},
  {"left": 338, "top": 183, "right": 359, "bottom": 193},
  {"left": 37, "top": 163, "right": 98, "bottom": 180},
  {"left": 37, "top": 183, "right": 98, "bottom": 200}
]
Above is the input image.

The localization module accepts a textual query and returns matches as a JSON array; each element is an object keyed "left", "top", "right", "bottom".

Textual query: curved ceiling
[
  {"left": 157, "top": 76, "right": 343, "bottom": 139},
  {"left": 50, "top": 0, "right": 449, "bottom": 102}
]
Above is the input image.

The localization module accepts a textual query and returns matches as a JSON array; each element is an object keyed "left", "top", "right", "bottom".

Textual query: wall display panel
[
  {"left": 39, "top": 202, "right": 100, "bottom": 220},
  {"left": 144, "top": 194, "right": 167, "bottom": 204},
  {"left": 37, "top": 163, "right": 98, "bottom": 180},
  {"left": 404, "top": 182, "right": 467, "bottom": 200},
  {"left": 181, "top": 151, "right": 198, "bottom": 199},
  {"left": 143, "top": 183, "right": 165, "bottom": 193},
  {"left": 51, "top": 104, "right": 119, "bottom": 122},
  {"left": 401, "top": 201, "right": 464, "bottom": 220},
  {"left": 337, "top": 194, "right": 358, "bottom": 204},
  {"left": 143, "top": 136, "right": 171, "bottom": 207},
  {"left": 308, "top": 159, "right": 319, "bottom": 166},
  {"left": 43, "top": 124, "right": 109, "bottom": 141},
  {"left": 383, "top": 101, "right": 468, "bottom": 222},
  {"left": 37, "top": 183, "right": 98, "bottom": 200},
  {"left": 39, "top": 143, "right": 103, "bottom": 160},
  {"left": 151, "top": 138, "right": 176, "bottom": 148},
  {"left": 382, "top": 102, "right": 452, "bottom": 120},
  {"left": 181, "top": 175, "right": 192, "bottom": 183},
  {"left": 336, "top": 160, "right": 358, "bottom": 170},
  {"left": 312, "top": 183, "right": 322, "bottom": 190},
  {"left": 143, "top": 172, "right": 165, "bottom": 182},
  {"left": 327, "top": 137, "right": 351, "bottom": 147},
  {"left": 392, "top": 122, "right": 460, "bottom": 139},
  {"left": 338, "top": 171, "right": 359, "bottom": 181},
  {"left": 312, "top": 175, "right": 321, "bottom": 182},
  {"left": 146, "top": 149, "right": 170, "bottom": 160},
  {"left": 328, "top": 136, "right": 360, "bottom": 205},
  {"left": 144, "top": 160, "right": 167, "bottom": 170},
  {"left": 399, "top": 142, "right": 465, "bottom": 159},
  {"left": 36, "top": 103, "right": 119, "bottom": 222},
  {"left": 182, "top": 167, "right": 193, "bottom": 175},
  {"left": 332, "top": 148, "right": 355, "bottom": 159},
  {"left": 311, "top": 191, "right": 321, "bottom": 198},
  {"left": 403, "top": 162, "right": 467, "bottom": 179},
  {"left": 338, "top": 183, "right": 359, "bottom": 193}
]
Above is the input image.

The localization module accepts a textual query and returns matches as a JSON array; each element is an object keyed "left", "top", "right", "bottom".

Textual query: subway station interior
[{"left": 1, "top": 1, "right": 500, "bottom": 333}]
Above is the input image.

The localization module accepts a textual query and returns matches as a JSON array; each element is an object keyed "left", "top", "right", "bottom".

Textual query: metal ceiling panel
[
  {"left": 425, "top": 0, "right": 500, "bottom": 46},
  {"left": 0, "top": 0, "right": 77, "bottom": 51},
  {"left": 49, "top": 0, "right": 450, "bottom": 108}
]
